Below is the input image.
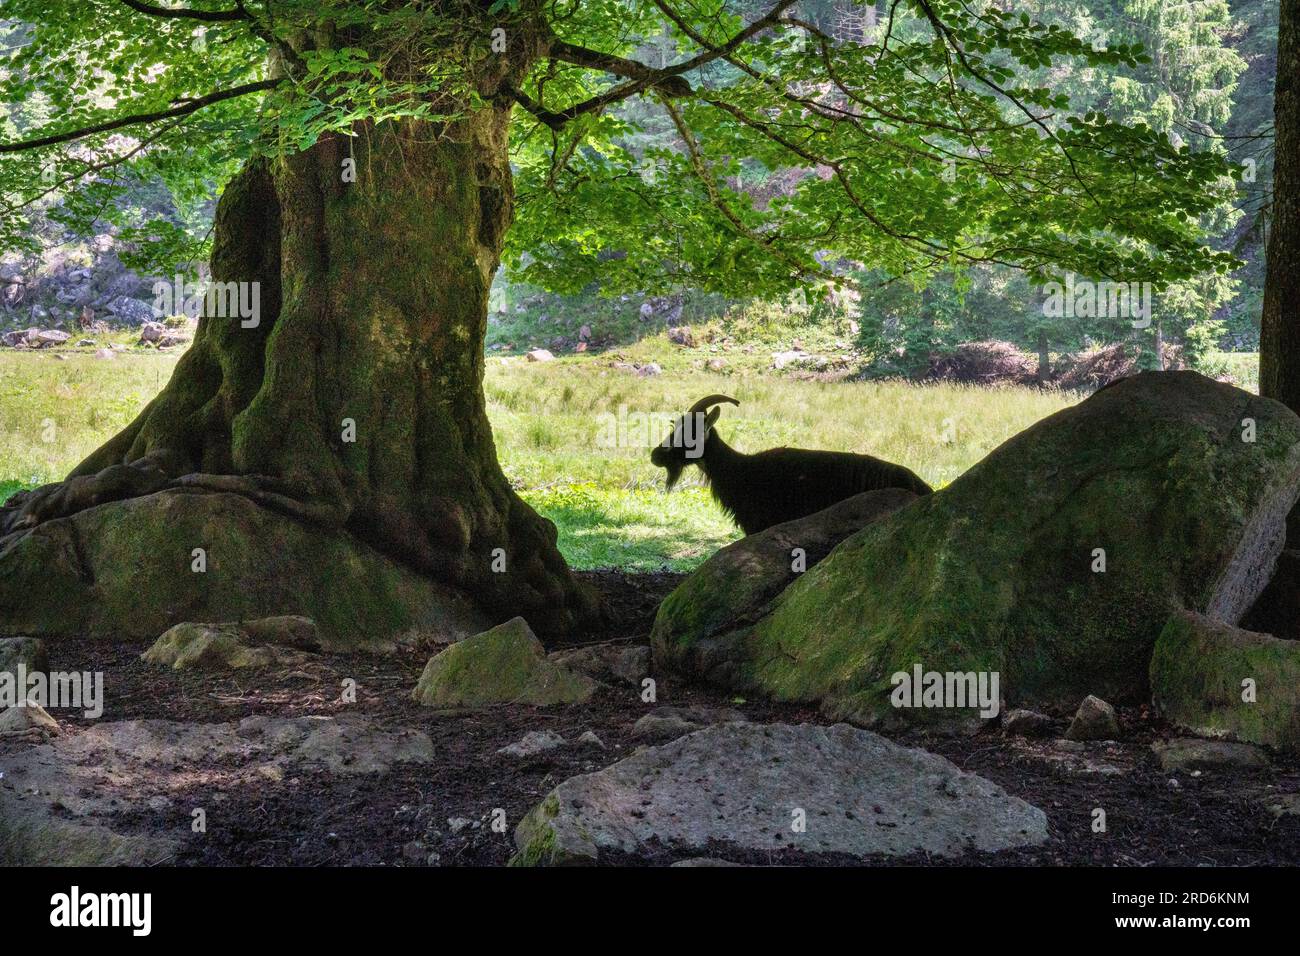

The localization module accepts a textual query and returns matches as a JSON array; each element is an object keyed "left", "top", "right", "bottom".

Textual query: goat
[{"left": 650, "top": 394, "right": 932, "bottom": 535}]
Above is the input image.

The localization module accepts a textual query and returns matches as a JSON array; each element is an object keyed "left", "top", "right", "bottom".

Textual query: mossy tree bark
[
  {"left": 1261, "top": 0, "right": 1299, "bottom": 413},
  {"left": 1, "top": 97, "right": 597, "bottom": 636}
]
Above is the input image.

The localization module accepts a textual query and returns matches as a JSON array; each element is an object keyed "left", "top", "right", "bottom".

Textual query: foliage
[{"left": 0, "top": 0, "right": 1241, "bottom": 303}]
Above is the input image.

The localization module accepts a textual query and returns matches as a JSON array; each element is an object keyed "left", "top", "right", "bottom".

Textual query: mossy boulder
[
  {"left": 141, "top": 620, "right": 311, "bottom": 671},
  {"left": 0, "top": 490, "right": 491, "bottom": 652},
  {"left": 651, "top": 488, "right": 919, "bottom": 683},
  {"left": 653, "top": 372, "right": 1300, "bottom": 728},
  {"left": 411, "top": 617, "right": 596, "bottom": 708},
  {"left": 1151, "top": 610, "right": 1300, "bottom": 750}
]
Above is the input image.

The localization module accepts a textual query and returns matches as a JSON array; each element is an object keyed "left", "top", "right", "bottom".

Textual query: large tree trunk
[
  {"left": 1261, "top": 0, "right": 1299, "bottom": 411},
  {"left": 0, "top": 104, "right": 598, "bottom": 641}
]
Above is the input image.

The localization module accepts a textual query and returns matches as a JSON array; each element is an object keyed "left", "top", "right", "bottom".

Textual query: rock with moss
[
  {"left": 650, "top": 488, "right": 919, "bottom": 682},
  {"left": 1065, "top": 695, "right": 1120, "bottom": 741},
  {"left": 411, "top": 617, "right": 596, "bottom": 708},
  {"left": 141, "top": 621, "right": 312, "bottom": 671},
  {"left": 0, "top": 490, "right": 491, "bottom": 652},
  {"left": 512, "top": 722, "right": 1047, "bottom": 865},
  {"left": 1151, "top": 609, "right": 1300, "bottom": 750},
  {"left": 653, "top": 373, "right": 1300, "bottom": 729}
]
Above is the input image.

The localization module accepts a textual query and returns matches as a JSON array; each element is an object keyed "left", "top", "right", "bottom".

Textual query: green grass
[
  {"left": 1211, "top": 351, "right": 1259, "bottom": 393},
  {"left": 0, "top": 335, "right": 1085, "bottom": 571}
]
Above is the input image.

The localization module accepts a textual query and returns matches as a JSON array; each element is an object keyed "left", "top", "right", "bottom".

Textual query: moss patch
[
  {"left": 1151, "top": 609, "right": 1300, "bottom": 750},
  {"left": 0, "top": 490, "right": 491, "bottom": 651}
]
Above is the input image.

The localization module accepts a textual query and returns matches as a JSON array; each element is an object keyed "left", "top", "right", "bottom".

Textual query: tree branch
[
  {"left": 117, "top": 0, "right": 249, "bottom": 22},
  {"left": 523, "top": 0, "right": 797, "bottom": 128},
  {"left": 0, "top": 79, "right": 278, "bottom": 153},
  {"left": 548, "top": 41, "right": 691, "bottom": 96}
]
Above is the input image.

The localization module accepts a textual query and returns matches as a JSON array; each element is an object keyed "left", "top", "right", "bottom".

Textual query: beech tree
[{"left": 0, "top": 0, "right": 1237, "bottom": 638}]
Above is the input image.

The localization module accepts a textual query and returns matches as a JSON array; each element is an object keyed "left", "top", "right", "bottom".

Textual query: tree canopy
[{"left": 1, "top": 1, "right": 1241, "bottom": 299}]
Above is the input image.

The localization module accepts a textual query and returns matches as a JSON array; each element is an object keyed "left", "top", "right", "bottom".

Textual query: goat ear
[{"left": 705, "top": 406, "right": 722, "bottom": 429}]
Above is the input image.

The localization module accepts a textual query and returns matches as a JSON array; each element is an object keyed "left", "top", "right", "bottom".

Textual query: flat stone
[
  {"left": 0, "top": 703, "right": 60, "bottom": 737},
  {"left": 549, "top": 643, "right": 649, "bottom": 687},
  {"left": 630, "top": 705, "right": 748, "bottom": 741},
  {"left": 1002, "top": 708, "right": 1053, "bottom": 738},
  {"left": 0, "top": 714, "right": 433, "bottom": 864},
  {"left": 141, "top": 622, "right": 311, "bottom": 671},
  {"left": 1151, "top": 737, "right": 1269, "bottom": 773},
  {"left": 513, "top": 722, "right": 1047, "bottom": 865},
  {"left": 497, "top": 730, "right": 566, "bottom": 758}
]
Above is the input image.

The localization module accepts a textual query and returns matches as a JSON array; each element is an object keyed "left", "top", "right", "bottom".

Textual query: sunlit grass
[{"left": 0, "top": 339, "right": 1096, "bottom": 570}]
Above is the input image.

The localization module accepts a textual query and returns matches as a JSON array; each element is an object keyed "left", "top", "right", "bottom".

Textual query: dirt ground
[{"left": 11, "top": 569, "right": 1300, "bottom": 867}]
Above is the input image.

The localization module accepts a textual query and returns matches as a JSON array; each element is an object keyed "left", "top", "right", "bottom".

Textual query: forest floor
[{"left": 8, "top": 570, "right": 1300, "bottom": 868}]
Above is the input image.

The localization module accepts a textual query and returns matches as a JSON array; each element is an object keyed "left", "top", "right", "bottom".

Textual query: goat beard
[{"left": 662, "top": 461, "right": 686, "bottom": 490}]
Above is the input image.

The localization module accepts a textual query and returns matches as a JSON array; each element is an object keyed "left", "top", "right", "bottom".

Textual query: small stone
[
  {"left": 1151, "top": 737, "right": 1269, "bottom": 773},
  {"left": 670, "top": 858, "right": 746, "bottom": 867},
  {"left": 447, "top": 817, "right": 472, "bottom": 833},
  {"left": 525, "top": 348, "right": 554, "bottom": 362},
  {"left": 1263, "top": 793, "right": 1300, "bottom": 819},
  {"left": 1065, "top": 695, "right": 1120, "bottom": 741},
  {"left": 576, "top": 730, "right": 605, "bottom": 749},
  {"left": 141, "top": 622, "right": 310, "bottom": 671},
  {"left": 1002, "top": 708, "right": 1052, "bottom": 738},
  {"left": 35, "top": 329, "right": 70, "bottom": 347},
  {"left": 411, "top": 617, "right": 596, "bottom": 708},
  {"left": 631, "top": 714, "right": 701, "bottom": 740},
  {"left": 0, "top": 703, "right": 60, "bottom": 737},
  {"left": 631, "top": 705, "right": 746, "bottom": 741},
  {"left": 497, "top": 730, "right": 566, "bottom": 758}
]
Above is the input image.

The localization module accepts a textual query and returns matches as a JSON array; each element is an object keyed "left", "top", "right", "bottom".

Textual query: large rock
[
  {"left": 1151, "top": 609, "right": 1300, "bottom": 750},
  {"left": 0, "top": 490, "right": 490, "bottom": 651},
  {"left": 651, "top": 488, "right": 919, "bottom": 681},
  {"left": 654, "top": 373, "right": 1300, "bottom": 727},
  {"left": 412, "top": 617, "right": 596, "bottom": 708},
  {"left": 512, "top": 722, "right": 1047, "bottom": 865}
]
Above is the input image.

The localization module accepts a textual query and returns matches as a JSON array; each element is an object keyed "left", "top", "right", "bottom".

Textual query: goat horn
[{"left": 687, "top": 394, "right": 740, "bottom": 415}]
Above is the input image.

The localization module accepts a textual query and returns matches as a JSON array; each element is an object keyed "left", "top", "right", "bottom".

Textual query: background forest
[{"left": 0, "top": 0, "right": 1280, "bottom": 376}]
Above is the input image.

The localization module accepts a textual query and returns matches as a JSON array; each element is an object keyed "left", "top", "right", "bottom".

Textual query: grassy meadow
[{"left": 0, "top": 340, "right": 1258, "bottom": 571}]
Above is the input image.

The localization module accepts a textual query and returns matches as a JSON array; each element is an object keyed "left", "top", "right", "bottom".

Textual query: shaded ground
[{"left": 7, "top": 569, "right": 1300, "bottom": 867}]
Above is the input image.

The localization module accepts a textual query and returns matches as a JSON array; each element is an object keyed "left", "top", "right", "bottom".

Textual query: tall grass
[{"left": 0, "top": 346, "right": 1086, "bottom": 570}]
